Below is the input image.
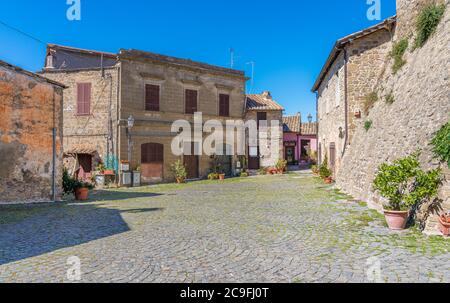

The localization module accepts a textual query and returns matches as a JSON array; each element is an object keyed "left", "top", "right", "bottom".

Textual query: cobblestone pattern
[{"left": 0, "top": 173, "right": 448, "bottom": 283}]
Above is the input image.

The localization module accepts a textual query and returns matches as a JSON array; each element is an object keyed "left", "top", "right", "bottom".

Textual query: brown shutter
[
  {"left": 219, "top": 94, "right": 230, "bottom": 117},
  {"left": 77, "top": 83, "right": 91, "bottom": 115},
  {"left": 185, "top": 89, "right": 197, "bottom": 114},
  {"left": 145, "top": 84, "right": 160, "bottom": 111},
  {"left": 141, "top": 143, "right": 164, "bottom": 163}
]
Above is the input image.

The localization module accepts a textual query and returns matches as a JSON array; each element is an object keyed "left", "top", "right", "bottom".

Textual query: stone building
[
  {"left": 42, "top": 45, "right": 284, "bottom": 183},
  {"left": 245, "top": 91, "right": 284, "bottom": 170},
  {"left": 313, "top": 0, "right": 450, "bottom": 234},
  {"left": 312, "top": 17, "right": 396, "bottom": 176},
  {"left": 283, "top": 113, "right": 318, "bottom": 166},
  {"left": 0, "top": 60, "right": 65, "bottom": 204},
  {"left": 42, "top": 44, "right": 119, "bottom": 181}
]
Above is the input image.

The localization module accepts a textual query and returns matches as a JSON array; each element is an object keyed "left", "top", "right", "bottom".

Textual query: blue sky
[{"left": 0, "top": 0, "right": 396, "bottom": 118}]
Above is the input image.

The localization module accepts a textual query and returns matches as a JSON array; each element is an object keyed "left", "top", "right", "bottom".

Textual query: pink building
[{"left": 283, "top": 114, "right": 318, "bottom": 165}]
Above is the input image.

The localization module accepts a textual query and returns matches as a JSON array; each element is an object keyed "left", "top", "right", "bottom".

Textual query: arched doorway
[{"left": 141, "top": 143, "right": 164, "bottom": 183}]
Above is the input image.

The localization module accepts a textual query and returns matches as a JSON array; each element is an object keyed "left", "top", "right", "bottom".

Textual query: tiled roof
[
  {"left": 301, "top": 122, "right": 318, "bottom": 136},
  {"left": 246, "top": 92, "right": 284, "bottom": 111},
  {"left": 283, "top": 115, "right": 301, "bottom": 133},
  {"left": 0, "top": 59, "right": 66, "bottom": 88},
  {"left": 311, "top": 16, "right": 396, "bottom": 92}
]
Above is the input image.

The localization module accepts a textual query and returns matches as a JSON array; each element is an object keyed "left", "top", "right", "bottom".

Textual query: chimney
[
  {"left": 46, "top": 53, "right": 55, "bottom": 69},
  {"left": 262, "top": 91, "right": 272, "bottom": 99}
]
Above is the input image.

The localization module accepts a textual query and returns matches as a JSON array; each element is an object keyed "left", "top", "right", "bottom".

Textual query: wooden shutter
[
  {"left": 219, "top": 94, "right": 230, "bottom": 117},
  {"left": 77, "top": 83, "right": 91, "bottom": 115},
  {"left": 145, "top": 84, "right": 160, "bottom": 111},
  {"left": 329, "top": 142, "right": 336, "bottom": 168},
  {"left": 185, "top": 89, "right": 197, "bottom": 114},
  {"left": 141, "top": 143, "right": 164, "bottom": 163}
]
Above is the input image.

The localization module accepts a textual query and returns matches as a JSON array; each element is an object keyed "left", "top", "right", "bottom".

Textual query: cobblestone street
[{"left": 0, "top": 172, "right": 449, "bottom": 283}]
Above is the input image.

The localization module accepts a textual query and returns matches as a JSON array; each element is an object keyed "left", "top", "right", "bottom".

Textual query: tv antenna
[{"left": 246, "top": 61, "right": 255, "bottom": 94}]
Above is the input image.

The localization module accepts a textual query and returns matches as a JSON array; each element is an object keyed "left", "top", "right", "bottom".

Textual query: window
[
  {"left": 185, "top": 89, "right": 198, "bottom": 114},
  {"left": 335, "top": 71, "right": 341, "bottom": 107},
  {"left": 257, "top": 112, "right": 267, "bottom": 129},
  {"left": 145, "top": 84, "right": 160, "bottom": 111},
  {"left": 219, "top": 94, "right": 230, "bottom": 117},
  {"left": 76, "top": 83, "right": 91, "bottom": 116}
]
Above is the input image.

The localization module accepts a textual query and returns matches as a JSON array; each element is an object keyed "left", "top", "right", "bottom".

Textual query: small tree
[
  {"left": 373, "top": 153, "right": 442, "bottom": 211},
  {"left": 319, "top": 155, "right": 332, "bottom": 179},
  {"left": 171, "top": 160, "right": 187, "bottom": 183}
]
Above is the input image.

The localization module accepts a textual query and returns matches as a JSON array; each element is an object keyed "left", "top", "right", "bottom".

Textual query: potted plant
[
  {"left": 171, "top": 160, "right": 187, "bottom": 184},
  {"left": 439, "top": 213, "right": 450, "bottom": 236},
  {"left": 276, "top": 159, "right": 288, "bottom": 174},
  {"left": 240, "top": 171, "right": 249, "bottom": 178},
  {"left": 373, "top": 153, "right": 442, "bottom": 230},
  {"left": 267, "top": 167, "right": 277, "bottom": 175},
  {"left": 311, "top": 165, "right": 319, "bottom": 175},
  {"left": 319, "top": 156, "right": 333, "bottom": 183},
  {"left": 208, "top": 172, "right": 219, "bottom": 180},
  {"left": 218, "top": 170, "right": 226, "bottom": 181},
  {"left": 74, "top": 181, "right": 94, "bottom": 201}
]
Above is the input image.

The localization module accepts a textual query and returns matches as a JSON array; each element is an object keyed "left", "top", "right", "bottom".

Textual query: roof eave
[{"left": 311, "top": 16, "right": 396, "bottom": 92}]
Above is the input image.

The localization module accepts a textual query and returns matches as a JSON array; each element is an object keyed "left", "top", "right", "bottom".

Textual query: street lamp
[
  {"left": 126, "top": 115, "right": 135, "bottom": 169},
  {"left": 126, "top": 115, "right": 135, "bottom": 186},
  {"left": 307, "top": 114, "right": 313, "bottom": 123}
]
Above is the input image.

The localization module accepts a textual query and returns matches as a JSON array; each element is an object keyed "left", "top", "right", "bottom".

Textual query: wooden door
[
  {"left": 248, "top": 146, "right": 260, "bottom": 170},
  {"left": 141, "top": 143, "right": 164, "bottom": 182},
  {"left": 184, "top": 142, "right": 199, "bottom": 179}
]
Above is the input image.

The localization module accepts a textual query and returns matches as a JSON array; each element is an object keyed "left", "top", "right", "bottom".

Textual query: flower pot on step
[
  {"left": 218, "top": 174, "right": 225, "bottom": 181},
  {"left": 75, "top": 187, "right": 89, "bottom": 201},
  {"left": 324, "top": 177, "right": 333, "bottom": 184},
  {"left": 176, "top": 177, "right": 185, "bottom": 184},
  {"left": 438, "top": 215, "right": 450, "bottom": 236},
  {"left": 384, "top": 210, "right": 409, "bottom": 230}
]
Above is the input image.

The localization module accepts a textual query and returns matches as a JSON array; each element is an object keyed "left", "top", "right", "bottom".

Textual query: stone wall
[
  {"left": 0, "top": 64, "right": 64, "bottom": 204},
  {"left": 336, "top": 1, "right": 450, "bottom": 233},
  {"left": 317, "top": 29, "right": 392, "bottom": 176},
  {"left": 43, "top": 68, "right": 120, "bottom": 172}
]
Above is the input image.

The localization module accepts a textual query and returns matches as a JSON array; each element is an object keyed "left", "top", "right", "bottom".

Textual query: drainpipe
[
  {"left": 315, "top": 91, "right": 319, "bottom": 164},
  {"left": 52, "top": 91, "right": 57, "bottom": 202},
  {"left": 341, "top": 47, "right": 349, "bottom": 158}
]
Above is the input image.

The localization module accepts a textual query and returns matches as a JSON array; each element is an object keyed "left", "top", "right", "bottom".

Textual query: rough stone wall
[
  {"left": 317, "top": 29, "right": 392, "bottom": 176},
  {"left": 395, "top": 0, "right": 445, "bottom": 38},
  {"left": 42, "top": 68, "right": 120, "bottom": 171},
  {"left": 336, "top": 2, "right": 450, "bottom": 234},
  {"left": 0, "top": 65, "right": 63, "bottom": 204},
  {"left": 120, "top": 59, "right": 247, "bottom": 180},
  {"left": 245, "top": 110, "right": 284, "bottom": 168}
]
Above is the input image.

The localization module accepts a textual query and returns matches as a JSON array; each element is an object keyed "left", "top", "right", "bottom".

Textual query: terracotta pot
[
  {"left": 75, "top": 187, "right": 89, "bottom": 201},
  {"left": 176, "top": 177, "right": 185, "bottom": 184},
  {"left": 384, "top": 210, "right": 409, "bottom": 230},
  {"left": 277, "top": 169, "right": 284, "bottom": 175},
  {"left": 219, "top": 174, "right": 225, "bottom": 180},
  {"left": 103, "top": 170, "right": 115, "bottom": 176},
  {"left": 438, "top": 215, "right": 450, "bottom": 236},
  {"left": 324, "top": 177, "right": 333, "bottom": 184}
]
